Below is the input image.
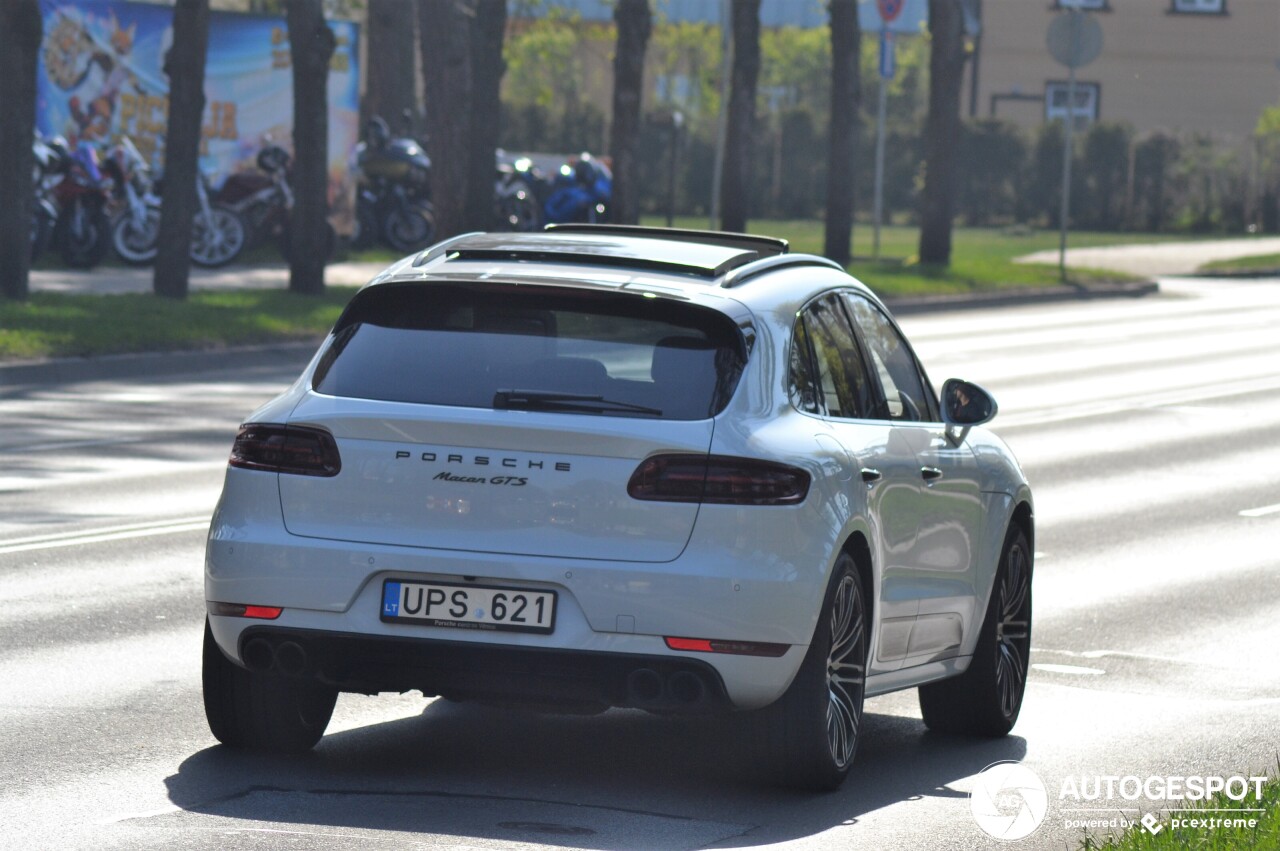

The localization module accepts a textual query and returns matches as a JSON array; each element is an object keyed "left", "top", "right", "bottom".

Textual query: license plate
[{"left": 380, "top": 579, "right": 556, "bottom": 634}]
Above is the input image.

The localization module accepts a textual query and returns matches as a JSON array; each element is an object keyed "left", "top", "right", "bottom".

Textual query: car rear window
[{"left": 311, "top": 282, "right": 747, "bottom": 420}]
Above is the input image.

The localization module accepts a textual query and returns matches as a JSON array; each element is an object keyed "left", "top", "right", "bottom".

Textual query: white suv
[{"left": 203, "top": 225, "right": 1033, "bottom": 790}]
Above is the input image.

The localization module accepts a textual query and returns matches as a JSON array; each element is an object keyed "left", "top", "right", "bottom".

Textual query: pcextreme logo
[{"left": 968, "top": 762, "right": 1270, "bottom": 842}]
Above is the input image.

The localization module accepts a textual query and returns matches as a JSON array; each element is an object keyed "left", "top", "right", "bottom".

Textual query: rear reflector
[
  {"left": 628, "top": 454, "right": 810, "bottom": 505},
  {"left": 229, "top": 423, "right": 341, "bottom": 477},
  {"left": 207, "top": 602, "right": 283, "bottom": 619},
  {"left": 665, "top": 636, "right": 790, "bottom": 657}
]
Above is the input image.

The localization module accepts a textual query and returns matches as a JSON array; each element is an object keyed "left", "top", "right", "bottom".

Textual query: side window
[
  {"left": 842, "top": 294, "right": 933, "bottom": 422},
  {"left": 801, "top": 295, "right": 873, "bottom": 419},
  {"left": 788, "top": 316, "right": 822, "bottom": 414}
]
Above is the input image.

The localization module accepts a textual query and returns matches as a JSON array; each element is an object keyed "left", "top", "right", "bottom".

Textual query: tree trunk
[
  {"left": 610, "top": 0, "right": 652, "bottom": 226},
  {"left": 0, "top": 1, "right": 42, "bottom": 302},
  {"left": 286, "top": 0, "right": 335, "bottom": 295},
  {"left": 720, "top": 0, "right": 761, "bottom": 234},
  {"left": 918, "top": 0, "right": 966, "bottom": 266},
  {"left": 419, "top": 0, "right": 474, "bottom": 240},
  {"left": 362, "top": 0, "right": 419, "bottom": 136},
  {"left": 466, "top": 0, "right": 506, "bottom": 233},
  {"left": 824, "top": 0, "right": 860, "bottom": 266},
  {"left": 154, "top": 0, "right": 210, "bottom": 300}
]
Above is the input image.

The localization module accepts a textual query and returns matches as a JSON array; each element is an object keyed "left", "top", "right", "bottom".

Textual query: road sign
[
  {"left": 877, "top": 0, "right": 905, "bottom": 23},
  {"left": 1047, "top": 10, "right": 1103, "bottom": 69}
]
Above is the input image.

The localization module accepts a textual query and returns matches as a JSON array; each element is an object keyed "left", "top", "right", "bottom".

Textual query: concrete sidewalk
[
  {"left": 1016, "top": 237, "right": 1280, "bottom": 276},
  {"left": 29, "top": 260, "right": 389, "bottom": 295}
]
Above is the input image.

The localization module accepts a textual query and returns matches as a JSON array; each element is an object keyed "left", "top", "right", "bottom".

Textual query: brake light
[
  {"left": 665, "top": 636, "right": 790, "bottom": 657},
  {"left": 627, "top": 454, "right": 810, "bottom": 505},
  {"left": 207, "top": 602, "right": 283, "bottom": 619},
  {"left": 229, "top": 423, "right": 341, "bottom": 477}
]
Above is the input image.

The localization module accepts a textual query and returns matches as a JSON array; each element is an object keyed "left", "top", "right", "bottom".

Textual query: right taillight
[
  {"left": 627, "top": 454, "right": 810, "bottom": 506},
  {"left": 229, "top": 423, "right": 341, "bottom": 477}
]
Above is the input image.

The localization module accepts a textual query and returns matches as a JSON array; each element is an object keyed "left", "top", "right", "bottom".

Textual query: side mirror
[{"left": 941, "top": 378, "right": 998, "bottom": 428}]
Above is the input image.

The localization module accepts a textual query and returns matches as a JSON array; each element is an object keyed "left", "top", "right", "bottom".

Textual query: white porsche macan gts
[{"left": 203, "top": 225, "right": 1033, "bottom": 790}]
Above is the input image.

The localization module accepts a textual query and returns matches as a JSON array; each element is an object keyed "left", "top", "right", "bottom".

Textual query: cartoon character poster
[{"left": 36, "top": 1, "right": 360, "bottom": 227}]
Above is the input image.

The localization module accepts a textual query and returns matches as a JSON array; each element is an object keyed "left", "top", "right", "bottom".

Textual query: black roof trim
[
  {"left": 411, "top": 231, "right": 486, "bottom": 267},
  {"left": 718, "top": 254, "right": 847, "bottom": 288},
  {"left": 545, "top": 224, "right": 789, "bottom": 258},
  {"left": 442, "top": 247, "right": 756, "bottom": 279}
]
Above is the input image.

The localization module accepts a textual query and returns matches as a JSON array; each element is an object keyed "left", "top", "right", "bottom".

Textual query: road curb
[
  {"left": 882, "top": 280, "right": 1159, "bottom": 315},
  {"left": 0, "top": 342, "right": 319, "bottom": 388},
  {"left": 1, "top": 280, "right": 1159, "bottom": 387}
]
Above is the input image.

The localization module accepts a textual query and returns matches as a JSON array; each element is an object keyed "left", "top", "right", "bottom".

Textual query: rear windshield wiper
[{"left": 493, "top": 390, "right": 663, "bottom": 417}]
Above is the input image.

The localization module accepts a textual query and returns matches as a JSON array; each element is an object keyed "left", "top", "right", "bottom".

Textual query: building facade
[{"left": 974, "top": 0, "right": 1280, "bottom": 144}]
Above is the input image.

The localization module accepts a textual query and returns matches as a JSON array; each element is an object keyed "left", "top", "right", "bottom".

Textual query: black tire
[
  {"left": 350, "top": 199, "right": 378, "bottom": 250},
  {"left": 753, "top": 553, "right": 868, "bottom": 791},
  {"left": 382, "top": 200, "right": 436, "bottom": 252},
  {"left": 202, "top": 619, "right": 338, "bottom": 753},
  {"left": 918, "top": 525, "right": 1032, "bottom": 736},
  {"left": 30, "top": 205, "right": 54, "bottom": 264},
  {"left": 189, "top": 204, "right": 247, "bottom": 268},
  {"left": 55, "top": 199, "right": 111, "bottom": 269},
  {"left": 110, "top": 204, "right": 161, "bottom": 265}
]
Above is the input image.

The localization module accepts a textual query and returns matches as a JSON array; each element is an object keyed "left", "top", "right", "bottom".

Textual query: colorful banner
[{"left": 36, "top": 1, "right": 360, "bottom": 226}]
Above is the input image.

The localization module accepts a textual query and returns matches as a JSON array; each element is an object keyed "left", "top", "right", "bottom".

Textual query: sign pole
[
  {"left": 873, "top": 29, "right": 894, "bottom": 261},
  {"left": 1058, "top": 61, "right": 1076, "bottom": 282}
]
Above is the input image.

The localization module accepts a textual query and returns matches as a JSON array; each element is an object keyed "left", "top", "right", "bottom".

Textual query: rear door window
[{"left": 312, "top": 283, "right": 746, "bottom": 420}]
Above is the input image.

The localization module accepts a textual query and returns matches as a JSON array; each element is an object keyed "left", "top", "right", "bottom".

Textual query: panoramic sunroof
[{"left": 426, "top": 232, "right": 764, "bottom": 279}]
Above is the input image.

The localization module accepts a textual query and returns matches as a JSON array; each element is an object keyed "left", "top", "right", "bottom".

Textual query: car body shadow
[{"left": 164, "top": 697, "right": 1027, "bottom": 848}]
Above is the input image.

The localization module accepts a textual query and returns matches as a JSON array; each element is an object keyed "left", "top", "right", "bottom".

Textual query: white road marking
[
  {"left": 1032, "top": 663, "right": 1106, "bottom": 676},
  {"left": 1239, "top": 503, "right": 1280, "bottom": 518},
  {"left": 0, "top": 517, "right": 210, "bottom": 555}
]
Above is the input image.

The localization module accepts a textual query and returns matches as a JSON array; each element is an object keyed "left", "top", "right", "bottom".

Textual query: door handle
[
  {"left": 860, "top": 468, "right": 882, "bottom": 485},
  {"left": 921, "top": 466, "right": 943, "bottom": 483}
]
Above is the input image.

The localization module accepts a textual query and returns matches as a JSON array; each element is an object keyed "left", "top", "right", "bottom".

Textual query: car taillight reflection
[
  {"left": 627, "top": 454, "right": 809, "bottom": 506},
  {"left": 229, "top": 423, "right": 341, "bottom": 477}
]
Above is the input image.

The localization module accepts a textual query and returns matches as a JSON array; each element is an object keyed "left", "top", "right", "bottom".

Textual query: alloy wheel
[
  {"left": 994, "top": 541, "right": 1031, "bottom": 719},
  {"left": 825, "top": 574, "right": 866, "bottom": 769}
]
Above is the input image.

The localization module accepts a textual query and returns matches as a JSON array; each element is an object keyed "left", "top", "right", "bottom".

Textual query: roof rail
[
  {"left": 717, "top": 254, "right": 846, "bottom": 289},
  {"left": 411, "top": 231, "right": 487, "bottom": 267},
  {"left": 545, "top": 223, "right": 789, "bottom": 258}
]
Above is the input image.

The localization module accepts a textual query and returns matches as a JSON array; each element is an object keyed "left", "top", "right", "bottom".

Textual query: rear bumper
[{"left": 226, "top": 624, "right": 733, "bottom": 714}]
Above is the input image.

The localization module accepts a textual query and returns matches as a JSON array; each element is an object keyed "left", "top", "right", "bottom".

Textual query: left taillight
[{"left": 229, "top": 423, "right": 341, "bottom": 477}]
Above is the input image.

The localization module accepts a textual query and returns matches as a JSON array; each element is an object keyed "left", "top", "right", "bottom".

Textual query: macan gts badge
[{"left": 202, "top": 225, "right": 1034, "bottom": 791}]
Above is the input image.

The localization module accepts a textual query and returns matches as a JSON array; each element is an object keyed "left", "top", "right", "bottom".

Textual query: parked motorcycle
[
  {"left": 542, "top": 153, "right": 612, "bottom": 226},
  {"left": 349, "top": 116, "right": 436, "bottom": 252},
  {"left": 50, "top": 139, "right": 112, "bottom": 269},
  {"left": 103, "top": 136, "right": 162, "bottom": 266},
  {"left": 189, "top": 173, "right": 247, "bottom": 268},
  {"left": 29, "top": 135, "right": 63, "bottom": 263},
  {"left": 214, "top": 144, "right": 334, "bottom": 262},
  {"left": 494, "top": 154, "right": 545, "bottom": 232}
]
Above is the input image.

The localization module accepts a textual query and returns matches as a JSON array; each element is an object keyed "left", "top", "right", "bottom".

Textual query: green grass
[
  {"left": 1197, "top": 252, "right": 1280, "bottom": 274},
  {"left": 1079, "top": 775, "right": 1279, "bottom": 850},
  {"left": 645, "top": 218, "right": 1188, "bottom": 296},
  {"left": 0, "top": 288, "right": 354, "bottom": 362}
]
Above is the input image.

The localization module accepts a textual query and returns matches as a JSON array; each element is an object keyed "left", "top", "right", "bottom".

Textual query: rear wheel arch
[{"left": 837, "top": 531, "right": 875, "bottom": 631}]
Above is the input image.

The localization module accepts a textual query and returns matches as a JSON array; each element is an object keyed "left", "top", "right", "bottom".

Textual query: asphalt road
[{"left": 1, "top": 276, "right": 1277, "bottom": 850}]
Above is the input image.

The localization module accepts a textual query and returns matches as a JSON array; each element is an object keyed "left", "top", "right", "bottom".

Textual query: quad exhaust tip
[{"left": 241, "top": 638, "right": 310, "bottom": 677}]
